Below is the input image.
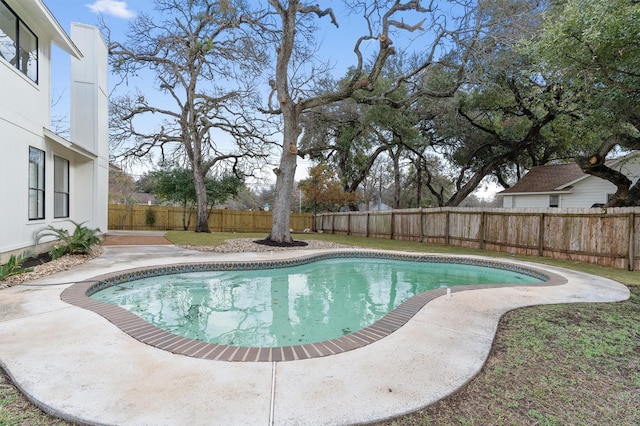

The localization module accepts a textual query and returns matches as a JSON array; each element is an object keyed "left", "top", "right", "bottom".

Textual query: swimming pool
[{"left": 62, "top": 252, "right": 561, "bottom": 361}]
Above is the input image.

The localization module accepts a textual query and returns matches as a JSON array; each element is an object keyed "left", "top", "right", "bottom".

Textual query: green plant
[
  {"left": 35, "top": 221, "right": 101, "bottom": 260},
  {"left": 144, "top": 208, "right": 156, "bottom": 226},
  {"left": 0, "top": 252, "right": 34, "bottom": 281}
]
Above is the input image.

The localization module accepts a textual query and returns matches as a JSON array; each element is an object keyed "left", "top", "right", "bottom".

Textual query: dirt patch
[{"left": 102, "top": 235, "right": 172, "bottom": 246}]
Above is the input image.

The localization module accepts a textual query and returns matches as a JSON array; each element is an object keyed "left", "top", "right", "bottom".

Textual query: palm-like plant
[
  {"left": 35, "top": 221, "right": 101, "bottom": 259},
  {"left": 0, "top": 252, "right": 34, "bottom": 281}
]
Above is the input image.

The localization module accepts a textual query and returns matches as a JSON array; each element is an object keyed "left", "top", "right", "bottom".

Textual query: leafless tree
[{"left": 105, "top": 0, "right": 272, "bottom": 232}]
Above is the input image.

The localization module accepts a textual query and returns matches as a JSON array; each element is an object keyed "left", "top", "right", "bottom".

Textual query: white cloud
[{"left": 87, "top": 0, "right": 136, "bottom": 19}]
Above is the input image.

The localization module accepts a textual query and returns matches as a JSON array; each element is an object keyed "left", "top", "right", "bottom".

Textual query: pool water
[{"left": 91, "top": 258, "right": 542, "bottom": 347}]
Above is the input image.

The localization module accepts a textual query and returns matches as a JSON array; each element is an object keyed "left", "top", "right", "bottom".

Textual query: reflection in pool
[{"left": 91, "top": 257, "right": 543, "bottom": 347}]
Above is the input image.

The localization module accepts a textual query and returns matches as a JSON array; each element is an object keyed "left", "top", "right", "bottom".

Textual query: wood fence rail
[
  {"left": 108, "top": 204, "right": 313, "bottom": 234},
  {"left": 314, "top": 207, "right": 640, "bottom": 270}
]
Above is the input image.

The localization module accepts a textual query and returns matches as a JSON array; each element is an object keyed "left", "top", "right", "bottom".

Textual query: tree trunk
[
  {"left": 391, "top": 147, "right": 402, "bottom": 209},
  {"left": 182, "top": 200, "right": 188, "bottom": 231},
  {"left": 416, "top": 162, "right": 423, "bottom": 208},
  {"left": 578, "top": 155, "right": 632, "bottom": 206},
  {"left": 267, "top": 0, "right": 299, "bottom": 244},
  {"left": 268, "top": 114, "right": 298, "bottom": 243},
  {"left": 192, "top": 167, "right": 211, "bottom": 233}
]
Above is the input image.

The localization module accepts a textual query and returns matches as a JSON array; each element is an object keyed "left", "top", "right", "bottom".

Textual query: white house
[
  {"left": 498, "top": 153, "right": 640, "bottom": 208},
  {"left": 0, "top": 0, "right": 108, "bottom": 262}
]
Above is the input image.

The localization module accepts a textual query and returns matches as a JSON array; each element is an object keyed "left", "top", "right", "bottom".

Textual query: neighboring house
[
  {"left": 498, "top": 153, "right": 640, "bottom": 208},
  {"left": 0, "top": 0, "right": 108, "bottom": 262}
]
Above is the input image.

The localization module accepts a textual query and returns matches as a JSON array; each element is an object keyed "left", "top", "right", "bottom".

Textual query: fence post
[
  {"left": 538, "top": 213, "right": 545, "bottom": 257},
  {"left": 419, "top": 208, "right": 424, "bottom": 243},
  {"left": 366, "top": 212, "right": 370, "bottom": 238},
  {"left": 629, "top": 212, "right": 635, "bottom": 271},
  {"left": 347, "top": 212, "right": 351, "bottom": 236},
  {"left": 479, "top": 211, "right": 485, "bottom": 250},
  {"left": 390, "top": 211, "right": 395, "bottom": 240},
  {"left": 444, "top": 209, "right": 450, "bottom": 245}
]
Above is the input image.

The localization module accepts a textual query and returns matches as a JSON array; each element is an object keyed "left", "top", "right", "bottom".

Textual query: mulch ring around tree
[{"left": 253, "top": 239, "right": 309, "bottom": 248}]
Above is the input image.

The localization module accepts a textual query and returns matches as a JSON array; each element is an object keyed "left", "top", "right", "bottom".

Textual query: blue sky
[{"left": 46, "top": 0, "right": 134, "bottom": 30}]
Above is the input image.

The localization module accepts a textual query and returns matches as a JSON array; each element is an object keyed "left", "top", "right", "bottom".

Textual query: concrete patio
[{"left": 0, "top": 241, "right": 630, "bottom": 425}]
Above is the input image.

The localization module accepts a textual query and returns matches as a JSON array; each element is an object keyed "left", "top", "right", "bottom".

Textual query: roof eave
[
  {"left": 23, "top": 0, "right": 83, "bottom": 59},
  {"left": 497, "top": 189, "right": 574, "bottom": 197}
]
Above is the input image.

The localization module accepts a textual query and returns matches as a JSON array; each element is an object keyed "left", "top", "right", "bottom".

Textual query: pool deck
[{"left": 0, "top": 241, "right": 630, "bottom": 425}]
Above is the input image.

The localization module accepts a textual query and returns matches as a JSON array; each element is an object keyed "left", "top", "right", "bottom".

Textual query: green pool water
[{"left": 91, "top": 258, "right": 542, "bottom": 347}]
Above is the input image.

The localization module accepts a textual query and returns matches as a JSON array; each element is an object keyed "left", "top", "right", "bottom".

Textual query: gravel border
[
  {"left": 0, "top": 248, "right": 104, "bottom": 289},
  {"left": 178, "top": 238, "right": 352, "bottom": 253}
]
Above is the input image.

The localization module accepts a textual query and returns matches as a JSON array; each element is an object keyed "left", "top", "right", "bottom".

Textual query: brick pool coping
[{"left": 60, "top": 252, "right": 567, "bottom": 362}]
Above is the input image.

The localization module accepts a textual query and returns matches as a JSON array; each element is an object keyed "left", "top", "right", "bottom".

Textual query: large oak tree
[
  {"left": 532, "top": 0, "right": 640, "bottom": 205},
  {"left": 257, "top": 0, "right": 487, "bottom": 243},
  {"left": 107, "top": 0, "right": 269, "bottom": 232}
]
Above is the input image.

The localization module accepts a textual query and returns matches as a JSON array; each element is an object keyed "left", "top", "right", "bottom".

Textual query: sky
[{"left": 42, "top": 0, "right": 499, "bottom": 199}]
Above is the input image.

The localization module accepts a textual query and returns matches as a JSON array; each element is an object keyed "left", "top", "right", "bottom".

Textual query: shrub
[
  {"left": 35, "top": 221, "right": 101, "bottom": 260},
  {"left": 0, "top": 252, "right": 34, "bottom": 281},
  {"left": 144, "top": 208, "right": 156, "bottom": 227}
]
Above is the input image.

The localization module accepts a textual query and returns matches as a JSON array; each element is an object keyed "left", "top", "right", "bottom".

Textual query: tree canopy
[
  {"left": 105, "top": 0, "right": 640, "bottom": 220},
  {"left": 528, "top": 0, "right": 640, "bottom": 205}
]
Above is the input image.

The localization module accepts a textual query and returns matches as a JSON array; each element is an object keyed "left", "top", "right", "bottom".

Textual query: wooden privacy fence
[
  {"left": 108, "top": 204, "right": 313, "bottom": 234},
  {"left": 315, "top": 207, "right": 640, "bottom": 270}
]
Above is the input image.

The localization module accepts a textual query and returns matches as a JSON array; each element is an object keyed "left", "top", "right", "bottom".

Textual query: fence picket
[
  {"left": 314, "top": 207, "right": 640, "bottom": 270},
  {"left": 108, "top": 204, "right": 313, "bottom": 234}
]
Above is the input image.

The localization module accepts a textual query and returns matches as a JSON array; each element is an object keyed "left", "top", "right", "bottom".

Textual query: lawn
[{"left": 1, "top": 232, "right": 638, "bottom": 425}]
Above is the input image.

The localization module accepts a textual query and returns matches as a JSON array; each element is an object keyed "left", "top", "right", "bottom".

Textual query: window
[
  {"left": 0, "top": 1, "right": 38, "bottom": 82},
  {"left": 28, "top": 147, "right": 45, "bottom": 219},
  {"left": 54, "top": 156, "right": 69, "bottom": 218},
  {"left": 549, "top": 194, "right": 559, "bottom": 208}
]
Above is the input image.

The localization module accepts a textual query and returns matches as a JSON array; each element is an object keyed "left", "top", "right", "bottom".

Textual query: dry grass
[{"left": 378, "top": 287, "right": 640, "bottom": 426}]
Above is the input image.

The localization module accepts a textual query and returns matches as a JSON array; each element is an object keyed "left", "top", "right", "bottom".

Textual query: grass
[{"left": 2, "top": 231, "right": 639, "bottom": 425}]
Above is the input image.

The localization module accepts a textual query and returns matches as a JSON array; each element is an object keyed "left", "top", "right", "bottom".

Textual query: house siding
[
  {"left": 0, "top": 1, "right": 107, "bottom": 263},
  {"left": 562, "top": 179, "right": 616, "bottom": 208},
  {"left": 502, "top": 154, "right": 640, "bottom": 208},
  {"left": 511, "top": 194, "right": 554, "bottom": 208},
  {"left": 0, "top": 1, "right": 53, "bottom": 255}
]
